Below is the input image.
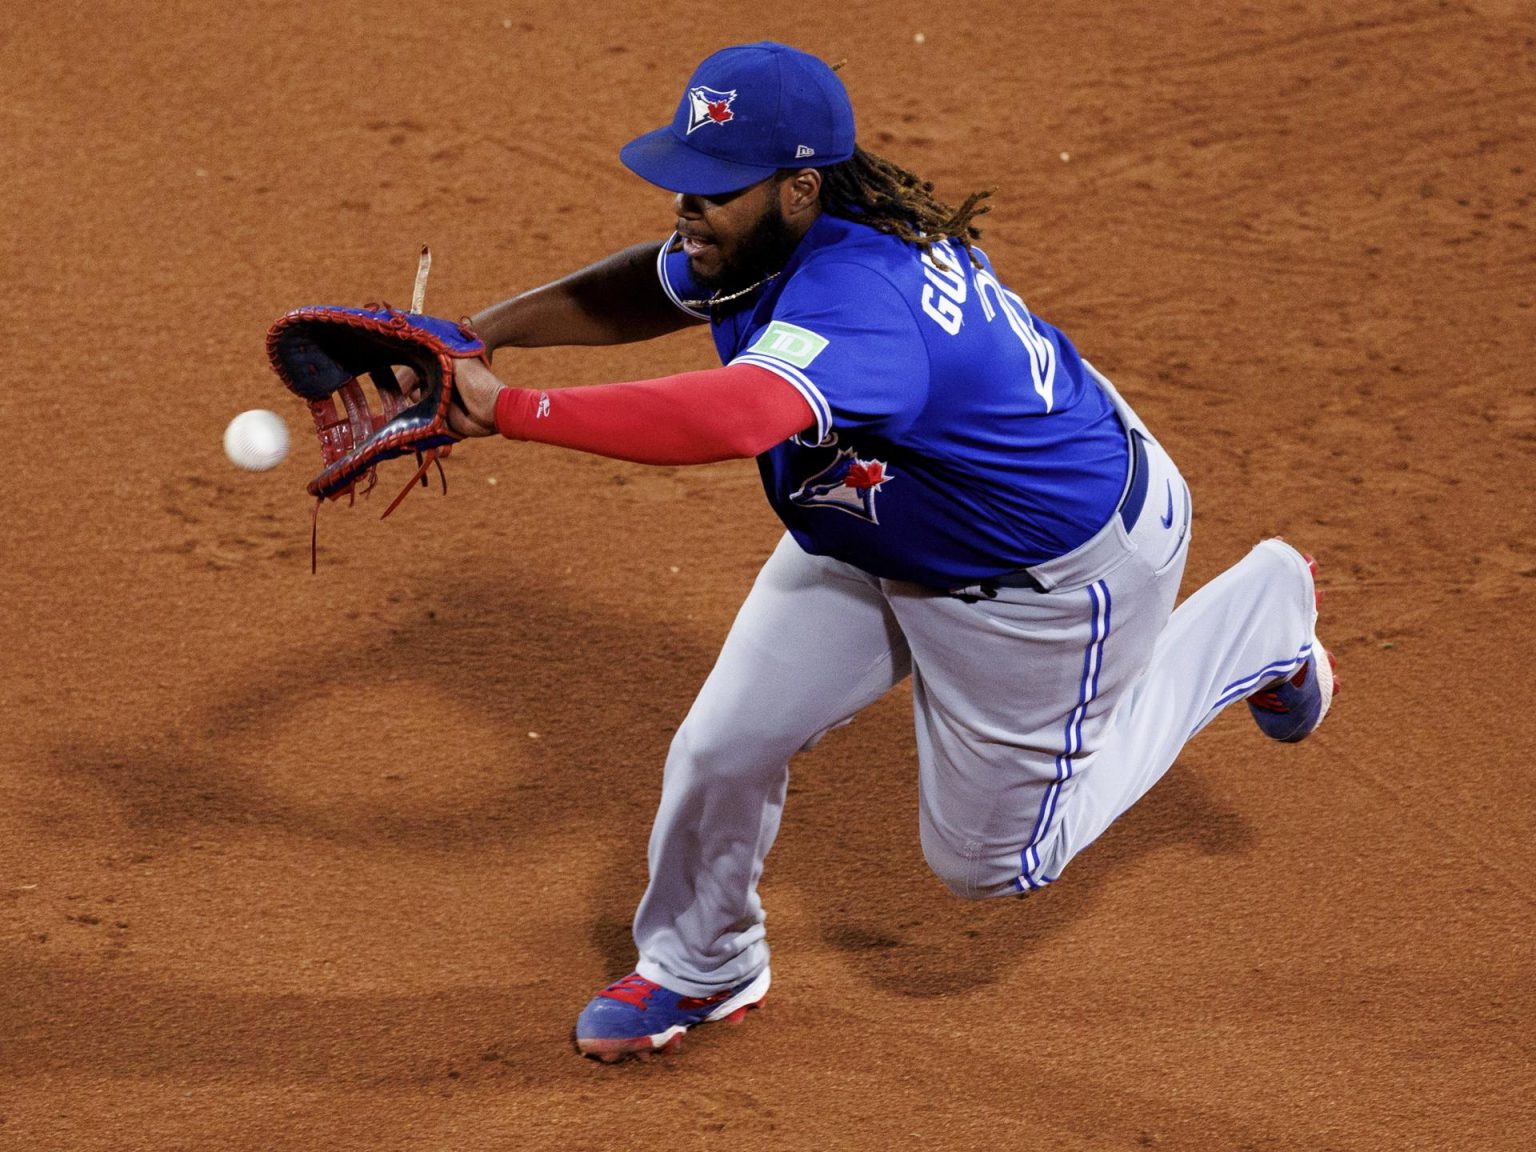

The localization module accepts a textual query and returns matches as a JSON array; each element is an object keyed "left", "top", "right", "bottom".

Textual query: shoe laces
[{"left": 598, "top": 973, "right": 660, "bottom": 1009}]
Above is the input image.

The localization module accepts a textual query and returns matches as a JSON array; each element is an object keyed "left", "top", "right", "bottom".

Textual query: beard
[{"left": 690, "top": 201, "right": 802, "bottom": 299}]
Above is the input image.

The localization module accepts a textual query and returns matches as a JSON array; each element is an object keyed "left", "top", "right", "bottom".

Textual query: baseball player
[{"left": 443, "top": 42, "right": 1336, "bottom": 1061}]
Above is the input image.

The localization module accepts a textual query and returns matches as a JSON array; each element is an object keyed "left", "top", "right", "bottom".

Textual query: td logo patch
[
  {"left": 748, "top": 321, "right": 828, "bottom": 369},
  {"left": 686, "top": 86, "right": 737, "bottom": 134}
]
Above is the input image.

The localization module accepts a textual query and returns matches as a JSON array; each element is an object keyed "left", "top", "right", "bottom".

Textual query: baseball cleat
[
  {"left": 574, "top": 968, "right": 770, "bottom": 1063},
  {"left": 1247, "top": 552, "right": 1338, "bottom": 742}
]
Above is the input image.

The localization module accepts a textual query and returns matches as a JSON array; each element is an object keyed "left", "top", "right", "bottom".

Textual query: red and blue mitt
[{"left": 266, "top": 304, "right": 487, "bottom": 566}]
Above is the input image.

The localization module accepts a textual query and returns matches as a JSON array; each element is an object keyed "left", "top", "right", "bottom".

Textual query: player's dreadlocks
[{"left": 816, "top": 147, "right": 994, "bottom": 269}]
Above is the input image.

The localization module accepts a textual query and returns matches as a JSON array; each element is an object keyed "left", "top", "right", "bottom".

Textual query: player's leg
[
  {"left": 1032, "top": 535, "right": 1322, "bottom": 884},
  {"left": 891, "top": 436, "right": 1322, "bottom": 897},
  {"left": 887, "top": 551, "right": 1181, "bottom": 899},
  {"left": 633, "top": 533, "right": 910, "bottom": 990},
  {"left": 576, "top": 534, "right": 911, "bottom": 1058}
]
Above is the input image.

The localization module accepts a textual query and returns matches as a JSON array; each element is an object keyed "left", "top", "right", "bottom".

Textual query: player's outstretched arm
[
  {"left": 471, "top": 241, "right": 702, "bottom": 353},
  {"left": 445, "top": 356, "right": 815, "bottom": 463}
]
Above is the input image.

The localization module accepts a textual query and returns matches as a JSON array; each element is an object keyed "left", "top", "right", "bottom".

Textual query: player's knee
[
  {"left": 920, "top": 836, "right": 996, "bottom": 902},
  {"left": 666, "top": 712, "right": 788, "bottom": 784},
  {"left": 934, "top": 871, "right": 989, "bottom": 901},
  {"left": 667, "top": 720, "right": 728, "bottom": 778}
]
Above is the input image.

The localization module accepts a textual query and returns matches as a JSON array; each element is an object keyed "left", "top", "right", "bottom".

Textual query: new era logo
[{"left": 795, "top": 144, "right": 815, "bottom": 158}]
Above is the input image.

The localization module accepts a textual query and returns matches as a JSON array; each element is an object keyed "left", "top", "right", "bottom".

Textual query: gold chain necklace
[{"left": 681, "top": 270, "right": 782, "bottom": 311}]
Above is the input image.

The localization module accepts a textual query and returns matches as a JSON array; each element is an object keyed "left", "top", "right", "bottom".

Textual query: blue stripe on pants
[{"left": 1018, "top": 581, "right": 1112, "bottom": 891}]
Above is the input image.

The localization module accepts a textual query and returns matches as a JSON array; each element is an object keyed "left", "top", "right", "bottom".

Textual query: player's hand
[
  {"left": 446, "top": 356, "right": 503, "bottom": 438},
  {"left": 395, "top": 365, "right": 423, "bottom": 404}
]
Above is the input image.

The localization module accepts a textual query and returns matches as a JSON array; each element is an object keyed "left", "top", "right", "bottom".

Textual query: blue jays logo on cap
[
  {"left": 686, "top": 86, "right": 738, "bottom": 134},
  {"left": 619, "top": 41, "right": 856, "bottom": 196}
]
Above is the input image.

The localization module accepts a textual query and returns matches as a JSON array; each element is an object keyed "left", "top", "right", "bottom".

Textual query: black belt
[{"left": 968, "top": 430, "right": 1150, "bottom": 596}]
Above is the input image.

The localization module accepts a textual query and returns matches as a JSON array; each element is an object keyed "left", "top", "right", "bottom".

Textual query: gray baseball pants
[{"left": 632, "top": 402, "right": 1320, "bottom": 996}]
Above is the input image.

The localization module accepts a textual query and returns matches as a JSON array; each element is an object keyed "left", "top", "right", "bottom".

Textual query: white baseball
[{"left": 223, "top": 409, "right": 290, "bottom": 471}]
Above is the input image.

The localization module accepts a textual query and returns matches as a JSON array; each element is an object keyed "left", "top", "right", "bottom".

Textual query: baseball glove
[{"left": 266, "top": 304, "right": 488, "bottom": 568}]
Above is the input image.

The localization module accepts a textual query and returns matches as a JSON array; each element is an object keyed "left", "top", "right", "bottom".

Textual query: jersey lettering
[
  {"left": 974, "top": 268, "right": 1057, "bottom": 412},
  {"left": 915, "top": 240, "right": 1056, "bottom": 412},
  {"left": 921, "top": 285, "right": 963, "bottom": 335},
  {"left": 919, "top": 242, "right": 967, "bottom": 335}
]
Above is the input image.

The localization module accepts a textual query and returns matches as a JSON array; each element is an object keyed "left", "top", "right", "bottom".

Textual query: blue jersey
[{"left": 659, "top": 213, "right": 1130, "bottom": 587}]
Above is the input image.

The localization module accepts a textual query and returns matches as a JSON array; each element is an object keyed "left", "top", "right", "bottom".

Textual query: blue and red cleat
[
  {"left": 575, "top": 969, "right": 770, "bottom": 1062},
  {"left": 1247, "top": 552, "right": 1338, "bottom": 742}
]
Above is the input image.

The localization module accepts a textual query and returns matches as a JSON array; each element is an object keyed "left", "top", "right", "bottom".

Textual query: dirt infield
[{"left": 2, "top": 1, "right": 1532, "bottom": 1148}]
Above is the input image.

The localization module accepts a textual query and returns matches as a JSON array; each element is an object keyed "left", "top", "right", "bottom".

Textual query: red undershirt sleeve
[{"left": 492, "top": 363, "right": 817, "bottom": 465}]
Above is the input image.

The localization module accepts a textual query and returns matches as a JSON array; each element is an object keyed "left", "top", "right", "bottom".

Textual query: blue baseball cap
[{"left": 620, "top": 41, "right": 856, "bottom": 196}]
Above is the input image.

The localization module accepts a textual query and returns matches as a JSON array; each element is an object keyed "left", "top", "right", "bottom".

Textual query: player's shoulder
[
  {"left": 784, "top": 215, "right": 923, "bottom": 300},
  {"left": 801, "top": 213, "right": 916, "bottom": 266}
]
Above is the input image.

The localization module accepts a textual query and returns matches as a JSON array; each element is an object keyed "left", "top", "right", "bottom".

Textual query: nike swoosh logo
[{"left": 1160, "top": 481, "right": 1174, "bottom": 529}]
